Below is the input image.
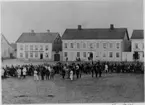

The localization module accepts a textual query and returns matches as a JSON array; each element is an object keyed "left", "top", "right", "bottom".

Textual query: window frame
[
  {"left": 116, "top": 43, "right": 120, "bottom": 49},
  {"left": 116, "top": 52, "right": 120, "bottom": 58},
  {"left": 20, "top": 53, "right": 23, "bottom": 58},
  {"left": 20, "top": 45, "right": 23, "bottom": 50},
  {"left": 30, "top": 45, "right": 33, "bottom": 51},
  {"left": 45, "top": 45, "right": 49, "bottom": 51},
  {"left": 64, "top": 52, "right": 68, "bottom": 57},
  {"left": 83, "top": 52, "right": 86, "bottom": 58},
  {"left": 109, "top": 52, "right": 113, "bottom": 58},
  {"left": 77, "top": 52, "right": 80, "bottom": 57}
]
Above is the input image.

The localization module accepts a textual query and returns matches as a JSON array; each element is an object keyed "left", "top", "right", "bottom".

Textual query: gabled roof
[
  {"left": 62, "top": 28, "right": 129, "bottom": 40},
  {"left": 131, "top": 30, "right": 144, "bottom": 39},
  {"left": 16, "top": 32, "right": 59, "bottom": 43},
  {"left": 1, "top": 34, "right": 11, "bottom": 45}
]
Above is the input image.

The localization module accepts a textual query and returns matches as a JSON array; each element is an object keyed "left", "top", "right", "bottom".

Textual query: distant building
[
  {"left": 10, "top": 43, "right": 17, "bottom": 58},
  {"left": 62, "top": 24, "right": 130, "bottom": 61},
  {"left": 1, "top": 34, "right": 14, "bottom": 59},
  {"left": 16, "top": 30, "right": 62, "bottom": 61},
  {"left": 131, "top": 30, "right": 144, "bottom": 62}
]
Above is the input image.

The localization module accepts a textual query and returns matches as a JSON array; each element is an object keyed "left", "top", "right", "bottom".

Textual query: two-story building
[
  {"left": 62, "top": 24, "right": 130, "bottom": 61},
  {"left": 131, "top": 30, "right": 144, "bottom": 61},
  {"left": 16, "top": 30, "right": 62, "bottom": 61}
]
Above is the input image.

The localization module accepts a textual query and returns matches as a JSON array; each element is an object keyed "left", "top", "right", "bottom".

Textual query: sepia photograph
[{"left": 1, "top": 0, "right": 144, "bottom": 104}]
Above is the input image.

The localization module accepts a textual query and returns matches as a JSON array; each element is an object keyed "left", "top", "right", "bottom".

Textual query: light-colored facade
[
  {"left": 17, "top": 43, "right": 52, "bottom": 60},
  {"left": 63, "top": 39, "right": 124, "bottom": 61},
  {"left": 131, "top": 39, "right": 144, "bottom": 61},
  {"left": 1, "top": 34, "right": 14, "bottom": 58}
]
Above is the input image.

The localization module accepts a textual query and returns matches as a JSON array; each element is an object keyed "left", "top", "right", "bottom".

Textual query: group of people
[{"left": 1, "top": 61, "right": 144, "bottom": 81}]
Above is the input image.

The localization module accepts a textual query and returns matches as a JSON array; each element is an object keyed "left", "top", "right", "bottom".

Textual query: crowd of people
[{"left": 1, "top": 61, "right": 144, "bottom": 81}]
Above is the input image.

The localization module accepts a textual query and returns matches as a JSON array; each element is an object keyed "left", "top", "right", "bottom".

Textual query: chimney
[
  {"left": 110, "top": 24, "right": 114, "bottom": 30},
  {"left": 47, "top": 30, "right": 50, "bottom": 33},
  {"left": 78, "top": 25, "right": 82, "bottom": 30}
]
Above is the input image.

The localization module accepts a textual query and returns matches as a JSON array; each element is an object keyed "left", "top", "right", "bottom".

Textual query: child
[{"left": 70, "top": 70, "right": 73, "bottom": 81}]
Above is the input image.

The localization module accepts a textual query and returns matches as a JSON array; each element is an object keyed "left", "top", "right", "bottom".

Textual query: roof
[
  {"left": 10, "top": 43, "right": 17, "bottom": 49},
  {"left": 16, "top": 32, "right": 59, "bottom": 43},
  {"left": 131, "top": 30, "right": 144, "bottom": 39},
  {"left": 62, "top": 28, "right": 129, "bottom": 40},
  {"left": 1, "top": 34, "right": 11, "bottom": 45}
]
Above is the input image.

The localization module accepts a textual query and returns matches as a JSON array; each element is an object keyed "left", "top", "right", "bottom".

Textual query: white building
[
  {"left": 62, "top": 25, "right": 130, "bottom": 61},
  {"left": 16, "top": 30, "right": 62, "bottom": 61},
  {"left": 1, "top": 34, "right": 14, "bottom": 59},
  {"left": 131, "top": 30, "right": 144, "bottom": 62}
]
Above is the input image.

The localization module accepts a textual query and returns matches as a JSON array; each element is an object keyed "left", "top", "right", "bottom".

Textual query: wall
[
  {"left": 122, "top": 52, "right": 133, "bottom": 61},
  {"left": 62, "top": 39, "right": 123, "bottom": 61}
]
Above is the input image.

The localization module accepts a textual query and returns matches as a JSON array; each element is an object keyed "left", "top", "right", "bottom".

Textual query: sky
[{"left": 1, "top": 0, "right": 143, "bottom": 43}]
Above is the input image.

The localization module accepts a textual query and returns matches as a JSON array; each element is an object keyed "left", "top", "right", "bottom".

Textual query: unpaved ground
[{"left": 2, "top": 73, "right": 144, "bottom": 104}]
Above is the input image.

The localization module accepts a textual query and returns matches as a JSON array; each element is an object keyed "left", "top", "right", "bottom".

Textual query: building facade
[
  {"left": 16, "top": 30, "right": 62, "bottom": 61},
  {"left": 62, "top": 25, "right": 130, "bottom": 61},
  {"left": 131, "top": 30, "right": 144, "bottom": 62},
  {"left": 1, "top": 34, "right": 14, "bottom": 59}
]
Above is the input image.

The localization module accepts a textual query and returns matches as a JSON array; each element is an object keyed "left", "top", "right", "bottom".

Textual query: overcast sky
[{"left": 1, "top": 0, "right": 143, "bottom": 43}]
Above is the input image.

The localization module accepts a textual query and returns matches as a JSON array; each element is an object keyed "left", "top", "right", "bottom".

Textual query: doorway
[
  {"left": 40, "top": 53, "right": 43, "bottom": 59},
  {"left": 54, "top": 54, "right": 60, "bottom": 61}
]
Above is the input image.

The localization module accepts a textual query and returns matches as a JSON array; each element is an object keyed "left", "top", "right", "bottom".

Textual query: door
[
  {"left": 54, "top": 54, "right": 60, "bottom": 61},
  {"left": 40, "top": 53, "right": 43, "bottom": 59}
]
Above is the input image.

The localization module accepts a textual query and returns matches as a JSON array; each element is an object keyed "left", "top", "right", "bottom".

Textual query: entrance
[
  {"left": 88, "top": 52, "right": 93, "bottom": 61},
  {"left": 54, "top": 54, "right": 60, "bottom": 61},
  {"left": 40, "top": 53, "right": 43, "bottom": 59}
]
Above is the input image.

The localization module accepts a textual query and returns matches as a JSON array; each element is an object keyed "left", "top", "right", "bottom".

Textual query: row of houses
[{"left": 1, "top": 24, "right": 144, "bottom": 62}]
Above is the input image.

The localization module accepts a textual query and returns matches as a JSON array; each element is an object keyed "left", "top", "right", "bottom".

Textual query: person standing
[
  {"left": 105, "top": 63, "right": 108, "bottom": 73},
  {"left": 23, "top": 67, "right": 27, "bottom": 79},
  {"left": 76, "top": 64, "right": 80, "bottom": 79},
  {"left": 17, "top": 67, "right": 21, "bottom": 79},
  {"left": 70, "top": 69, "right": 73, "bottom": 81},
  {"left": 34, "top": 69, "right": 39, "bottom": 81},
  {"left": 62, "top": 65, "right": 66, "bottom": 79}
]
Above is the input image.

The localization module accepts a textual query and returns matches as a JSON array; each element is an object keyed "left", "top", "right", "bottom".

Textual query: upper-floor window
[
  {"left": 20, "top": 45, "right": 23, "bottom": 50},
  {"left": 70, "top": 43, "right": 74, "bottom": 48},
  {"left": 89, "top": 43, "right": 93, "bottom": 49},
  {"left": 110, "top": 43, "right": 113, "bottom": 48},
  {"left": 35, "top": 45, "right": 38, "bottom": 50},
  {"left": 30, "top": 45, "right": 33, "bottom": 51},
  {"left": 25, "top": 45, "right": 28, "bottom": 51},
  {"left": 83, "top": 43, "right": 86, "bottom": 48},
  {"left": 30, "top": 52, "right": 33, "bottom": 57},
  {"left": 96, "top": 43, "right": 99, "bottom": 48},
  {"left": 116, "top": 43, "right": 120, "bottom": 49},
  {"left": 40, "top": 45, "right": 43, "bottom": 50},
  {"left": 135, "top": 43, "right": 138, "bottom": 49},
  {"left": 109, "top": 52, "right": 113, "bottom": 58},
  {"left": 77, "top": 43, "right": 80, "bottom": 48},
  {"left": 77, "top": 52, "right": 80, "bottom": 57},
  {"left": 20, "top": 53, "right": 23, "bottom": 57},
  {"left": 64, "top": 43, "right": 67, "bottom": 48},
  {"left": 116, "top": 52, "right": 120, "bottom": 58},
  {"left": 45, "top": 45, "right": 49, "bottom": 51},
  {"left": 103, "top": 43, "right": 107, "bottom": 49}
]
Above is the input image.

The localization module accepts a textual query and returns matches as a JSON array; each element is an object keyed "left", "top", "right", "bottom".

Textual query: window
[
  {"left": 45, "top": 45, "right": 49, "bottom": 51},
  {"left": 30, "top": 45, "right": 33, "bottom": 51},
  {"left": 77, "top": 43, "right": 80, "bottom": 48},
  {"left": 83, "top": 43, "right": 86, "bottom": 48},
  {"left": 35, "top": 45, "right": 38, "bottom": 50},
  {"left": 96, "top": 52, "right": 99, "bottom": 57},
  {"left": 116, "top": 52, "right": 119, "bottom": 58},
  {"left": 25, "top": 45, "right": 28, "bottom": 51},
  {"left": 64, "top": 52, "right": 67, "bottom": 57},
  {"left": 96, "top": 43, "right": 99, "bottom": 48},
  {"left": 20, "top": 53, "right": 23, "bottom": 57},
  {"left": 46, "top": 53, "right": 49, "bottom": 58},
  {"left": 40, "top": 45, "right": 43, "bottom": 50},
  {"left": 103, "top": 52, "right": 106, "bottom": 57},
  {"left": 83, "top": 52, "right": 86, "bottom": 57},
  {"left": 109, "top": 52, "right": 113, "bottom": 57},
  {"left": 64, "top": 43, "right": 67, "bottom": 48},
  {"left": 116, "top": 43, "right": 120, "bottom": 49},
  {"left": 110, "top": 43, "right": 113, "bottom": 48},
  {"left": 30, "top": 52, "right": 33, "bottom": 58},
  {"left": 20, "top": 45, "right": 23, "bottom": 50},
  {"left": 35, "top": 52, "right": 38, "bottom": 57},
  {"left": 70, "top": 43, "right": 74, "bottom": 48},
  {"left": 77, "top": 52, "right": 80, "bottom": 57},
  {"left": 89, "top": 43, "right": 93, "bottom": 48},
  {"left": 103, "top": 43, "right": 107, "bottom": 49},
  {"left": 135, "top": 43, "right": 138, "bottom": 49}
]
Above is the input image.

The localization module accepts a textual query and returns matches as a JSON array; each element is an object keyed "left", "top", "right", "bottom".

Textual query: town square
[{"left": 1, "top": 0, "right": 144, "bottom": 104}]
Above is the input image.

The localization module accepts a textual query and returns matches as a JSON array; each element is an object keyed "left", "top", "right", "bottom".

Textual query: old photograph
[{"left": 1, "top": 0, "right": 144, "bottom": 104}]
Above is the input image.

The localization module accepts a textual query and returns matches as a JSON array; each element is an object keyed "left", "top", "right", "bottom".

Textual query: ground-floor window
[
  {"left": 83, "top": 52, "right": 86, "bottom": 57},
  {"left": 109, "top": 52, "right": 113, "bottom": 58},
  {"left": 116, "top": 52, "right": 120, "bottom": 58},
  {"left": 46, "top": 53, "right": 49, "bottom": 58},
  {"left": 77, "top": 52, "right": 80, "bottom": 57},
  {"left": 35, "top": 52, "right": 38, "bottom": 57},
  {"left": 30, "top": 52, "right": 33, "bottom": 58},
  {"left": 20, "top": 53, "right": 23, "bottom": 58},
  {"left": 64, "top": 52, "right": 67, "bottom": 57}
]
